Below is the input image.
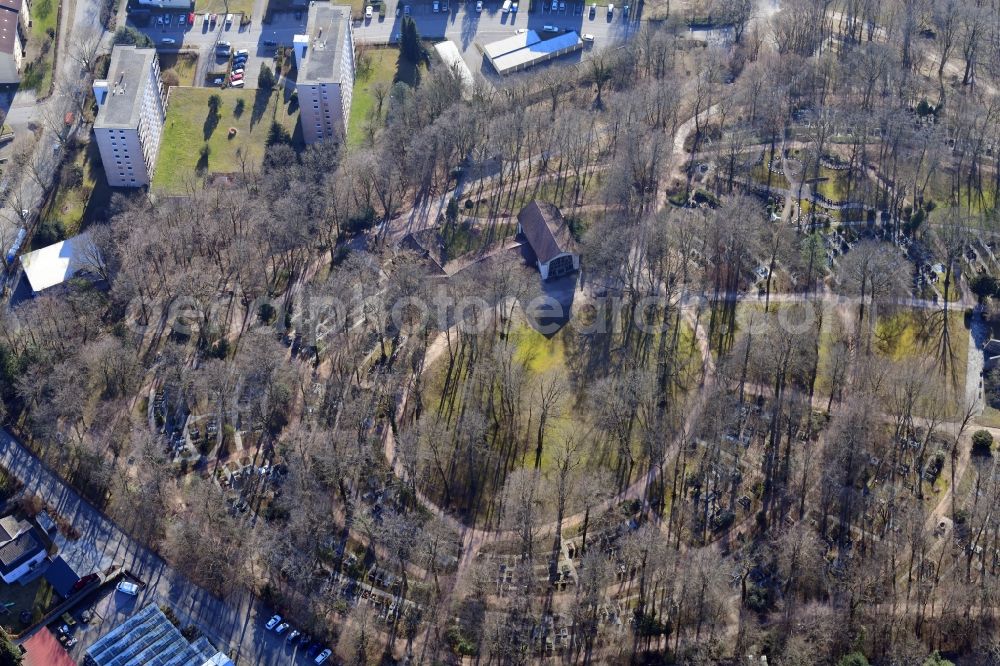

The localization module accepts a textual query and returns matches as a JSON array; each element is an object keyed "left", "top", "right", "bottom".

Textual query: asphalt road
[{"left": 0, "top": 427, "right": 312, "bottom": 665}]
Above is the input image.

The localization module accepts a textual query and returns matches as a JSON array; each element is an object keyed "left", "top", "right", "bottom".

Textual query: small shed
[{"left": 516, "top": 201, "right": 580, "bottom": 280}]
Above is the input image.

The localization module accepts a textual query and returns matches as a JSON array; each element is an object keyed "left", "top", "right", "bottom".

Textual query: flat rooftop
[
  {"left": 298, "top": 2, "right": 351, "bottom": 85},
  {"left": 483, "top": 30, "right": 540, "bottom": 61},
  {"left": 95, "top": 45, "right": 158, "bottom": 130},
  {"left": 490, "top": 31, "right": 583, "bottom": 75}
]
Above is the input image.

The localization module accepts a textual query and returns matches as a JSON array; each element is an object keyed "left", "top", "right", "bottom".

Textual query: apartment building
[
  {"left": 93, "top": 46, "right": 167, "bottom": 187},
  {"left": 293, "top": 2, "right": 355, "bottom": 144},
  {"left": 0, "top": 0, "right": 30, "bottom": 85}
]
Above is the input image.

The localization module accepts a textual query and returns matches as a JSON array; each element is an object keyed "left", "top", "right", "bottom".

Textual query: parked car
[
  {"left": 550, "top": 0, "right": 557, "bottom": 9},
  {"left": 589, "top": 2, "right": 596, "bottom": 15},
  {"left": 475, "top": 0, "right": 482, "bottom": 10},
  {"left": 275, "top": 622, "right": 290, "bottom": 634},
  {"left": 265, "top": 615, "right": 282, "bottom": 630},
  {"left": 230, "top": 72, "right": 243, "bottom": 82},
  {"left": 582, "top": 32, "right": 595, "bottom": 41},
  {"left": 607, "top": 2, "right": 613, "bottom": 15},
  {"left": 365, "top": 5, "right": 373, "bottom": 17},
  {"left": 432, "top": 0, "right": 439, "bottom": 10},
  {"left": 230, "top": 79, "right": 244, "bottom": 87},
  {"left": 403, "top": 4, "right": 410, "bottom": 14},
  {"left": 315, "top": 649, "right": 333, "bottom": 665},
  {"left": 235, "top": 48, "right": 248, "bottom": 56},
  {"left": 178, "top": 13, "right": 186, "bottom": 25},
  {"left": 542, "top": 23, "right": 558, "bottom": 31},
  {"left": 160, "top": 37, "right": 176, "bottom": 44},
  {"left": 202, "top": 13, "right": 209, "bottom": 26},
  {"left": 156, "top": 15, "right": 164, "bottom": 24},
  {"left": 287, "top": 629, "right": 300, "bottom": 642},
  {"left": 559, "top": 0, "right": 565, "bottom": 9},
  {"left": 117, "top": 581, "right": 139, "bottom": 596},
  {"left": 501, "top": 0, "right": 510, "bottom": 12},
  {"left": 511, "top": 1, "right": 517, "bottom": 11}
]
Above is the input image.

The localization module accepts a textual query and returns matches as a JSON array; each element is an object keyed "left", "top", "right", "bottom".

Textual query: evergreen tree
[{"left": 399, "top": 17, "right": 424, "bottom": 64}]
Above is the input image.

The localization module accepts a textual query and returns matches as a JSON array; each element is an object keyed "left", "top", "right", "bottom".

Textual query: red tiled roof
[{"left": 22, "top": 628, "right": 77, "bottom": 666}]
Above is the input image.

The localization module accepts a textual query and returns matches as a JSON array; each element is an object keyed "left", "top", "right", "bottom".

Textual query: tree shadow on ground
[
  {"left": 250, "top": 88, "right": 272, "bottom": 130},
  {"left": 394, "top": 50, "right": 423, "bottom": 87},
  {"left": 203, "top": 110, "right": 220, "bottom": 140}
]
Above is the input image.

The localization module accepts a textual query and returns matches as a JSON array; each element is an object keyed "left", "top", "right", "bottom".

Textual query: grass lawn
[
  {"left": 43, "top": 140, "right": 112, "bottom": 236},
  {"left": 976, "top": 406, "right": 1000, "bottom": 429},
  {"left": 21, "top": 0, "right": 58, "bottom": 95},
  {"left": 749, "top": 163, "right": 791, "bottom": 190},
  {"left": 159, "top": 52, "right": 199, "bottom": 87},
  {"left": 0, "top": 578, "right": 55, "bottom": 634},
  {"left": 153, "top": 87, "right": 299, "bottom": 194},
  {"left": 348, "top": 47, "right": 398, "bottom": 146},
  {"left": 875, "top": 308, "right": 969, "bottom": 412},
  {"left": 440, "top": 219, "right": 515, "bottom": 261},
  {"left": 348, "top": 46, "right": 423, "bottom": 146},
  {"left": 193, "top": 0, "right": 254, "bottom": 17},
  {"left": 812, "top": 166, "right": 851, "bottom": 202}
]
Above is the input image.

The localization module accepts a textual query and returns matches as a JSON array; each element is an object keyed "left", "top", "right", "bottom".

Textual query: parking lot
[{"left": 127, "top": 0, "right": 640, "bottom": 90}]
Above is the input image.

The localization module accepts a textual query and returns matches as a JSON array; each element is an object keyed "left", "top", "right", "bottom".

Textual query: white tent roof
[
  {"left": 20, "top": 232, "right": 94, "bottom": 293},
  {"left": 433, "top": 41, "right": 474, "bottom": 93}
]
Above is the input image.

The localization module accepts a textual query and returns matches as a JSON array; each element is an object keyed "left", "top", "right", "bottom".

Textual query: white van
[
  {"left": 230, "top": 78, "right": 244, "bottom": 87},
  {"left": 501, "top": 0, "right": 511, "bottom": 12}
]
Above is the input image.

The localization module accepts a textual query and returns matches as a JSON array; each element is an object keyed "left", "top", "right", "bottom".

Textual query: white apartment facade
[
  {"left": 293, "top": 2, "right": 355, "bottom": 144},
  {"left": 93, "top": 46, "right": 167, "bottom": 188}
]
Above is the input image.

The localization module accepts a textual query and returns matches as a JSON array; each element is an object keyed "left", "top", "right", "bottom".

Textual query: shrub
[
  {"left": 33, "top": 218, "right": 65, "bottom": 247},
  {"left": 258, "top": 63, "right": 275, "bottom": 91},
  {"left": 113, "top": 26, "right": 152, "bottom": 47},
  {"left": 258, "top": 303, "right": 277, "bottom": 324},
  {"left": 161, "top": 70, "right": 180, "bottom": 89},
  {"left": 972, "top": 430, "right": 993, "bottom": 457},
  {"left": 837, "top": 653, "right": 870, "bottom": 666}
]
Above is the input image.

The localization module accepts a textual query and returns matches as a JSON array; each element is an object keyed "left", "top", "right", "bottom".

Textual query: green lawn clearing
[
  {"left": 348, "top": 46, "right": 424, "bottom": 146},
  {"left": 193, "top": 0, "right": 254, "bottom": 18},
  {"left": 0, "top": 577, "right": 55, "bottom": 634},
  {"left": 812, "top": 166, "right": 851, "bottom": 202},
  {"left": 348, "top": 47, "right": 398, "bottom": 146},
  {"left": 21, "top": 0, "right": 58, "bottom": 95},
  {"left": 44, "top": 140, "right": 112, "bottom": 236},
  {"left": 874, "top": 308, "right": 969, "bottom": 412},
  {"left": 159, "top": 52, "right": 199, "bottom": 87},
  {"left": 153, "top": 86, "right": 299, "bottom": 194}
]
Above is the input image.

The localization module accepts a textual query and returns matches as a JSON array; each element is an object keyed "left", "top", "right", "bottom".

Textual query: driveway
[{"left": 0, "top": 428, "right": 308, "bottom": 665}]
